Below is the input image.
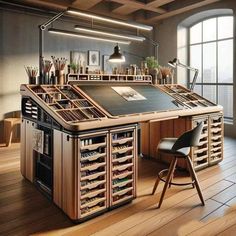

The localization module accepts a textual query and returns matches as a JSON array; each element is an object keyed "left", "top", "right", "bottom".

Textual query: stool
[
  {"left": 152, "top": 122, "right": 205, "bottom": 208},
  {"left": 4, "top": 118, "right": 21, "bottom": 147}
]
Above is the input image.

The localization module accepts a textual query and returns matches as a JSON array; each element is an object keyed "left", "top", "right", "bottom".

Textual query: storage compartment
[
  {"left": 77, "top": 131, "right": 108, "bottom": 219},
  {"left": 35, "top": 154, "right": 53, "bottom": 192},
  {"left": 22, "top": 98, "right": 39, "bottom": 120},
  {"left": 34, "top": 125, "right": 53, "bottom": 195},
  {"left": 209, "top": 113, "right": 223, "bottom": 165},
  {"left": 110, "top": 126, "right": 137, "bottom": 206}
]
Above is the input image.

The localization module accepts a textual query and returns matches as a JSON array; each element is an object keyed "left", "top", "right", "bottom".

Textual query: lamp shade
[
  {"left": 168, "top": 58, "right": 178, "bottom": 68},
  {"left": 109, "top": 44, "right": 125, "bottom": 63}
]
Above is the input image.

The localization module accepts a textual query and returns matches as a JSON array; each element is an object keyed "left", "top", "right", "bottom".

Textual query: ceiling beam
[
  {"left": 111, "top": 0, "right": 166, "bottom": 15},
  {"left": 147, "top": 0, "right": 175, "bottom": 8},
  {"left": 146, "top": 0, "right": 221, "bottom": 22},
  {"left": 71, "top": 0, "right": 103, "bottom": 10},
  {"left": 21, "top": 0, "right": 69, "bottom": 10},
  {"left": 112, "top": 5, "right": 140, "bottom": 15}
]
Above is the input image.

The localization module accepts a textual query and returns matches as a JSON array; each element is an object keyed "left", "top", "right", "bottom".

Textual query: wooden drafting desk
[{"left": 20, "top": 78, "right": 223, "bottom": 222}]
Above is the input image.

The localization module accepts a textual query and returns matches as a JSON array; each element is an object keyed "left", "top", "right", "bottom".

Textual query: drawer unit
[
  {"left": 110, "top": 127, "right": 137, "bottom": 207},
  {"left": 191, "top": 117, "right": 209, "bottom": 170},
  {"left": 209, "top": 114, "right": 223, "bottom": 164},
  {"left": 78, "top": 132, "right": 109, "bottom": 219},
  {"left": 51, "top": 125, "right": 138, "bottom": 221}
]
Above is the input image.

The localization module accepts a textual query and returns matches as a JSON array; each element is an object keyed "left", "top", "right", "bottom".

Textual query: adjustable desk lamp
[{"left": 168, "top": 58, "right": 199, "bottom": 91}]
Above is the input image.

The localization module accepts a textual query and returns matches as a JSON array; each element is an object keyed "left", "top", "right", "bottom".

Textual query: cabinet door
[
  {"left": 25, "top": 120, "right": 35, "bottom": 182},
  {"left": 61, "top": 133, "right": 79, "bottom": 220},
  {"left": 53, "top": 130, "right": 63, "bottom": 208}
]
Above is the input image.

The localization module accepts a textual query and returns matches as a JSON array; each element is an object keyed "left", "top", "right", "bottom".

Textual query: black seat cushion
[{"left": 158, "top": 138, "right": 190, "bottom": 156}]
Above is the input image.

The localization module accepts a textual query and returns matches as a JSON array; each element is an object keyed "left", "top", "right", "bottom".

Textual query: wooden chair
[
  {"left": 152, "top": 122, "right": 205, "bottom": 208},
  {"left": 4, "top": 118, "right": 21, "bottom": 147}
]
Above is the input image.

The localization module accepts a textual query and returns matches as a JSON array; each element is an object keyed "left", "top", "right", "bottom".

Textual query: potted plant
[
  {"left": 145, "top": 56, "right": 159, "bottom": 84},
  {"left": 70, "top": 62, "right": 79, "bottom": 74}
]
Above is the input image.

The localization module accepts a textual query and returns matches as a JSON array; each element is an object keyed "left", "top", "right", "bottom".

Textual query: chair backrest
[{"left": 171, "top": 122, "right": 204, "bottom": 151}]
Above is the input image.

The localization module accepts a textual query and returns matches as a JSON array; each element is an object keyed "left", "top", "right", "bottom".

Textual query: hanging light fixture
[
  {"left": 67, "top": 8, "right": 153, "bottom": 31},
  {"left": 74, "top": 26, "right": 145, "bottom": 42},
  {"left": 48, "top": 28, "right": 130, "bottom": 45},
  {"left": 109, "top": 44, "right": 125, "bottom": 63}
]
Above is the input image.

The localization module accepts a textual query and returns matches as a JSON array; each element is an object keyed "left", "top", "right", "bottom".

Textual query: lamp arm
[
  {"left": 176, "top": 62, "right": 198, "bottom": 91},
  {"left": 140, "top": 33, "right": 159, "bottom": 58},
  {"left": 39, "top": 10, "right": 66, "bottom": 83},
  {"left": 123, "top": 51, "right": 145, "bottom": 60},
  {"left": 190, "top": 69, "right": 199, "bottom": 91},
  {"left": 39, "top": 11, "right": 66, "bottom": 30},
  {"left": 177, "top": 62, "right": 198, "bottom": 72}
]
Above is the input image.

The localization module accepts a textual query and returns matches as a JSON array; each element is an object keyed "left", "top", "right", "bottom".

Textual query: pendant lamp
[{"left": 109, "top": 44, "right": 125, "bottom": 63}]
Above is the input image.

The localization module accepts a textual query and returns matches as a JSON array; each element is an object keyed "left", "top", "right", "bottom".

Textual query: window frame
[{"left": 188, "top": 15, "right": 234, "bottom": 120}]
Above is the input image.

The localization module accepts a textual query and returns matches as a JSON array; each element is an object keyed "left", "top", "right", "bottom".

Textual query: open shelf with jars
[{"left": 67, "top": 73, "right": 152, "bottom": 83}]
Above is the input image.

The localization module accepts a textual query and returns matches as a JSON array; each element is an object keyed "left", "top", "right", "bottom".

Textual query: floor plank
[
  {"left": 211, "top": 184, "right": 236, "bottom": 204},
  {"left": 148, "top": 199, "right": 223, "bottom": 236},
  {"left": 0, "top": 138, "right": 236, "bottom": 235}
]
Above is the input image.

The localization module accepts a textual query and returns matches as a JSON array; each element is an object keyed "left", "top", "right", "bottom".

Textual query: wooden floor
[{"left": 1, "top": 137, "right": 236, "bottom": 236}]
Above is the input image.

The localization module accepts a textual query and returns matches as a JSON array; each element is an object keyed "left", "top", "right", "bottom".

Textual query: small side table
[{"left": 4, "top": 118, "right": 21, "bottom": 147}]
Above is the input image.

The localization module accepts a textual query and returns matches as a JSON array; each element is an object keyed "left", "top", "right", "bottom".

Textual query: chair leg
[
  {"left": 158, "top": 158, "right": 177, "bottom": 208},
  {"left": 152, "top": 171, "right": 163, "bottom": 195},
  {"left": 186, "top": 156, "right": 205, "bottom": 206},
  {"left": 169, "top": 166, "right": 175, "bottom": 188},
  {"left": 186, "top": 158, "right": 195, "bottom": 188}
]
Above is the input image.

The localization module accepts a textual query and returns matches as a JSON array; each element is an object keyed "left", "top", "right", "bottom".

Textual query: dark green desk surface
[{"left": 78, "top": 84, "right": 181, "bottom": 116}]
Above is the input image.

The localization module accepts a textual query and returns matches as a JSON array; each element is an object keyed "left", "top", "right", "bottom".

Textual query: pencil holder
[
  {"left": 29, "top": 76, "right": 36, "bottom": 84},
  {"left": 56, "top": 70, "right": 65, "bottom": 85}
]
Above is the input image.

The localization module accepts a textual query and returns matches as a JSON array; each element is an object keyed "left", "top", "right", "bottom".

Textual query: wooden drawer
[
  {"left": 80, "top": 142, "right": 106, "bottom": 151},
  {"left": 81, "top": 203, "right": 106, "bottom": 218},
  {"left": 112, "top": 163, "right": 133, "bottom": 172},
  {"left": 112, "top": 137, "right": 134, "bottom": 145},
  {"left": 111, "top": 188, "right": 134, "bottom": 206},
  {"left": 81, "top": 179, "right": 106, "bottom": 190},
  {"left": 112, "top": 170, "right": 133, "bottom": 180},
  {"left": 81, "top": 170, "right": 106, "bottom": 181},
  {"left": 112, "top": 155, "right": 133, "bottom": 163},
  {"left": 81, "top": 197, "right": 106, "bottom": 209},
  {"left": 81, "top": 162, "right": 106, "bottom": 172},
  {"left": 81, "top": 151, "right": 106, "bottom": 162},
  {"left": 112, "top": 146, "right": 134, "bottom": 154},
  {"left": 81, "top": 188, "right": 106, "bottom": 200}
]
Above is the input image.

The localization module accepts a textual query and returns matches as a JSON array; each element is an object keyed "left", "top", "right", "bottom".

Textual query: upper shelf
[{"left": 67, "top": 74, "right": 152, "bottom": 83}]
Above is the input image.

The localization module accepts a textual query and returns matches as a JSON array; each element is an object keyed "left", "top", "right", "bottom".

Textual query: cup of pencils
[
  {"left": 52, "top": 56, "right": 67, "bottom": 85},
  {"left": 41, "top": 58, "right": 53, "bottom": 84},
  {"left": 24, "top": 66, "right": 38, "bottom": 84}
]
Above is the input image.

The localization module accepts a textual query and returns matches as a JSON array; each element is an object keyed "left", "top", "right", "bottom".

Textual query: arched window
[{"left": 189, "top": 16, "right": 233, "bottom": 120}]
